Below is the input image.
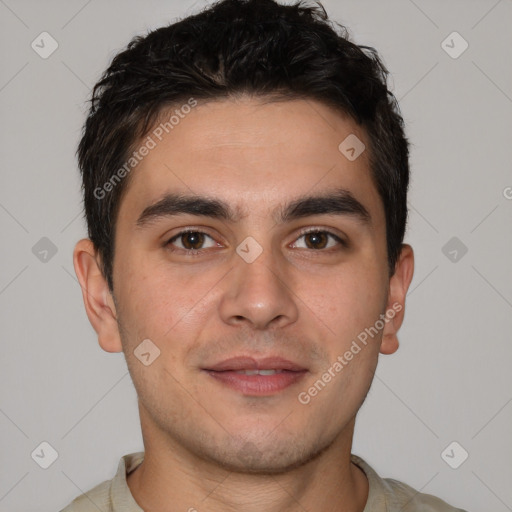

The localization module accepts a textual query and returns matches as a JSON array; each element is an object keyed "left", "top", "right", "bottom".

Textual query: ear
[
  {"left": 73, "top": 238, "right": 122, "bottom": 353},
  {"left": 380, "top": 244, "right": 414, "bottom": 355}
]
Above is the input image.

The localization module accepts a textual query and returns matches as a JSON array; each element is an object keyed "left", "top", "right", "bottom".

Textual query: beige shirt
[{"left": 60, "top": 452, "right": 468, "bottom": 511}]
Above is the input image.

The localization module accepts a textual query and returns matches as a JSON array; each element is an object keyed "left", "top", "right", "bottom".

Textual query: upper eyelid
[
  {"left": 292, "top": 228, "right": 347, "bottom": 248},
  {"left": 168, "top": 228, "right": 213, "bottom": 238}
]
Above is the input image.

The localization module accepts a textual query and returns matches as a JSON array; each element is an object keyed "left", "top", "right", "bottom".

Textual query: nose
[{"left": 218, "top": 245, "right": 299, "bottom": 331}]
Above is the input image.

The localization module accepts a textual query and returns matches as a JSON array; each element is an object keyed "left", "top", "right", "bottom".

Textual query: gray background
[{"left": 1, "top": 0, "right": 511, "bottom": 510}]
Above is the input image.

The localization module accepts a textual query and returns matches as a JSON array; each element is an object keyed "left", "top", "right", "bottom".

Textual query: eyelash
[{"left": 165, "top": 227, "right": 348, "bottom": 256}]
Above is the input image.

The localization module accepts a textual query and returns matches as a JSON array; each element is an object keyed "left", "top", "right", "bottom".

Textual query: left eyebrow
[
  {"left": 279, "top": 187, "right": 371, "bottom": 225},
  {"left": 135, "top": 187, "right": 371, "bottom": 228}
]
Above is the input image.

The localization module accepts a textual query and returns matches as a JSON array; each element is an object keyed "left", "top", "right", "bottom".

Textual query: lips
[
  {"left": 234, "top": 369, "right": 283, "bottom": 375},
  {"left": 203, "top": 356, "right": 308, "bottom": 395},
  {"left": 203, "top": 356, "right": 307, "bottom": 372}
]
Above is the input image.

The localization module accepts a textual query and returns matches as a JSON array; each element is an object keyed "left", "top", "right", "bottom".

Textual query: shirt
[{"left": 60, "top": 452, "right": 468, "bottom": 511}]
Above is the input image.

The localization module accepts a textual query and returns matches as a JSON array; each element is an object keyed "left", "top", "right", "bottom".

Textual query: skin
[{"left": 74, "top": 97, "right": 414, "bottom": 512}]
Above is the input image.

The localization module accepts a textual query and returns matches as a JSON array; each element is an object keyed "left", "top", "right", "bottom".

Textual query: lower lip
[{"left": 204, "top": 370, "right": 307, "bottom": 396}]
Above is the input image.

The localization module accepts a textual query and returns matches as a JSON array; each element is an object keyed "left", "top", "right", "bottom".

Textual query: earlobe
[
  {"left": 380, "top": 244, "right": 415, "bottom": 355},
  {"left": 73, "top": 239, "right": 123, "bottom": 353},
  {"left": 380, "top": 332, "right": 399, "bottom": 355}
]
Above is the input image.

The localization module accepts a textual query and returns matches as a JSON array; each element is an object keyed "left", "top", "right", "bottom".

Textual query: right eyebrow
[{"left": 136, "top": 194, "right": 239, "bottom": 228}]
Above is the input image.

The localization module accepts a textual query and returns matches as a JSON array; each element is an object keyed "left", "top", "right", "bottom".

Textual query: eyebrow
[{"left": 135, "top": 187, "right": 371, "bottom": 228}]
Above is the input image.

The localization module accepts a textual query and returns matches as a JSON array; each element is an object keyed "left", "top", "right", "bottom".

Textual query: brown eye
[
  {"left": 292, "top": 230, "right": 346, "bottom": 251},
  {"left": 166, "top": 231, "right": 217, "bottom": 253},
  {"left": 180, "top": 232, "right": 205, "bottom": 250},
  {"left": 304, "top": 231, "right": 328, "bottom": 249}
]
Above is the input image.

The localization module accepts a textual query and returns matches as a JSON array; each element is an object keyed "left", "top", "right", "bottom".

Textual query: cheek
[
  {"left": 300, "top": 261, "right": 387, "bottom": 344},
  {"left": 115, "top": 257, "right": 214, "bottom": 349}
]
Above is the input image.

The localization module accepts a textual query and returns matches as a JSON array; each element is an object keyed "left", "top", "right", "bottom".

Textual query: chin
[{"left": 200, "top": 435, "right": 333, "bottom": 475}]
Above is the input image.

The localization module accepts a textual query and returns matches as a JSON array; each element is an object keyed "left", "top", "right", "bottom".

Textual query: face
[{"left": 89, "top": 97, "right": 409, "bottom": 473}]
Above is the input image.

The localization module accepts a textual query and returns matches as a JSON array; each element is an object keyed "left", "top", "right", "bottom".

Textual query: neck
[{"left": 127, "top": 408, "right": 368, "bottom": 512}]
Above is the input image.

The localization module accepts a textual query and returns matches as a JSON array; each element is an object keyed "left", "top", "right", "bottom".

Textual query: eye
[
  {"left": 291, "top": 229, "right": 347, "bottom": 251},
  {"left": 165, "top": 227, "right": 347, "bottom": 256},
  {"left": 166, "top": 230, "right": 218, "bottom": 253}
]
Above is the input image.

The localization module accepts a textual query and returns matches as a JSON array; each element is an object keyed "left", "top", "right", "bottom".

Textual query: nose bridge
[{"left": 218, "top": 235, "right": 299, "bottom": 330}]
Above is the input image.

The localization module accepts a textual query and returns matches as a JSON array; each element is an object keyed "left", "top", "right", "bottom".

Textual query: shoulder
[
  {"left": 382, "top": 477, "right": 468, "bottom": 511},
  {"left": 59, "top": 478, "right": 112, "bottom": 512},
  {"left": 59, "top": 452, "right": 145, "bottom": 512},
  {"left": 351, "top": 454, "right": 468, "bottom": 512}
]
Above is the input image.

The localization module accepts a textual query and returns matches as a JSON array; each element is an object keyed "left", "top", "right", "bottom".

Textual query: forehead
[{"left": 119, "top": 97, "right": 383, "bottom": 225}]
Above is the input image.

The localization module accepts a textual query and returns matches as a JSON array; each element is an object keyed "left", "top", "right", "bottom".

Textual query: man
[{"left": 62, "top": 0, "right": 467, "bottom": 510}]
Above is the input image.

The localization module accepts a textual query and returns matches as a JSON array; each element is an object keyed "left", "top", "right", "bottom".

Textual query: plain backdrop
[{"left": 1, "top": 1, "right": 511, "bottom": 511}]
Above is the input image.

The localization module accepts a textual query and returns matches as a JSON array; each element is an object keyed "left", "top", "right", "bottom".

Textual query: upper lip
[{"left": 203, "top": 356, "right": 307, "bottom": 372}]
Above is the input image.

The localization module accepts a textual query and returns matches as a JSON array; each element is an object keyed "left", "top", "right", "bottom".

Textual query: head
[{"left": 74, "top": 0, "right": 414, "bottom": 474}]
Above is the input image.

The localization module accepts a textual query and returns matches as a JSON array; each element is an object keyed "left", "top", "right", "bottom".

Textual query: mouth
[{"left": 202, "top": 356, "right": 308, "bottom": 396}]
